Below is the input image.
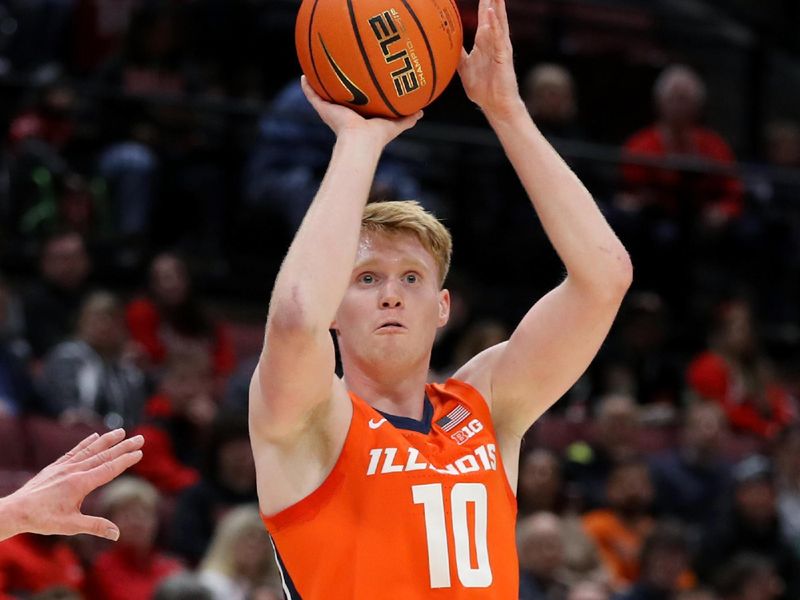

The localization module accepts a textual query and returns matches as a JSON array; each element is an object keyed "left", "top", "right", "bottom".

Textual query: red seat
[
  {"left": 0, "top": 415, "right": 28, "bottom": 471},
  {"left": 23, "top": 416, "right": 109, "bottom": 472}
]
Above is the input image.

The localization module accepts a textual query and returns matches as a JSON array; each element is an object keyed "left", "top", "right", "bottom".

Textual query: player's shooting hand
[
  {"left": 300, "top": 76, "right": 423, "bottom": 147},
  {"left": 1, "top": 429, "right": 144, "bottom": 541},
  {"left": 458, "top": 0, "right": 522, "bottom": 120}
]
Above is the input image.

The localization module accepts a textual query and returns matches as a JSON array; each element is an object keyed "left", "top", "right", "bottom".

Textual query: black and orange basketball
[{"left": 296, "top": 0, "right": 463, "bottom": 117}]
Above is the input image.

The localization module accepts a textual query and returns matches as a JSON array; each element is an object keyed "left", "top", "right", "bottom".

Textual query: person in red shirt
[
  {"left": 126, "top": 252, "right": 235, "bottom": 378},
  {"left": 687, "top": 300, "right": 795, "bottom": 439},
  {"left": 87, "top": 477, "right": 183, "bottom": 600},
  {"left": 0, "top": 534, "right": 84, "bottom": 599},
  {"left": 133, "top": 354, "right": 217, "bottom": 494},
  {"left": 621, "top": 64, "right": 743, "bottom": 225}
]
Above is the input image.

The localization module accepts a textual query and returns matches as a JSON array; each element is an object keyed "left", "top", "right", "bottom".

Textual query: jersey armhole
[{"left": 261, "top": 394, "right": 357, "bottom": 533}]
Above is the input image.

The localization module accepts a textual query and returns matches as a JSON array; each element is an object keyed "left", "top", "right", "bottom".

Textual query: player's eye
[
  {"left": 360, "top": 273, "right": 375, "bottom": 284},
  {"left": 405, "top": 273, "right": 418, "bottom": 284}
]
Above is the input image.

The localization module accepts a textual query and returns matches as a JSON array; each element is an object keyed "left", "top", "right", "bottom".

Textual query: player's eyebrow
[{"left": 354, "top": 256, "right": 430, "bottom": 273}]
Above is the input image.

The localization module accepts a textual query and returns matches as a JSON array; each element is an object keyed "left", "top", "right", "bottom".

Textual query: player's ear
[{"left": 437, "top": 289, "right": 450, "bottom": 327}]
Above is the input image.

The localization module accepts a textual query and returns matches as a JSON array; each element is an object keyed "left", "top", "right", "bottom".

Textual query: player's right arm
[{"left": 250, "top": 77, "right": 423, "bottom": 443}]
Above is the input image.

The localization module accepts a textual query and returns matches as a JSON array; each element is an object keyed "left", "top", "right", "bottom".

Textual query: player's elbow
[
  {"left": 611, "top": 249, "right": 634, "bottom": 294},
  {"left": 266, "top": 290, "right": 320, "bottom": 338}
]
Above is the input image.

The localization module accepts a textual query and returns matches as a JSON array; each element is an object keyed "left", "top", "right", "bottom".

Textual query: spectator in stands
[
  {"left": 582, "top": 460, "right": 656, "bottom": 590},
  {"left": 0, "top": 276, "right": 38, "bottom": 414},
  {"left": 592, "top": 292, "right": 683, "bottom": 420},
  {"left": 523, "top": 64, "right": 584, "bottom": 142},
  {"left": 675, "top": 589, "right": 719, "bottom": 600},
  {"left": 153, "top": 573, "right": 213, "bottom": 600},
  {"left": 614, "top": 522, "right": 693, "bottom": 600},
  {"left": 762, "top": 120, "right": 800, "bottom": 171},
  {"left": 697, "top": 456, "right": 799, "bottom": 599},
  {"left": 39, "top": 291, "right": 146, "bottom": 429},
  {"left": 713, "top": 554, "right": 784, "bottom": 600},
  {"left": 126, "top": 252, "right": 235, "bottom": 378},
  {"left": 518, "top": 512, "right": 570, "bottom": 600},
  {"left": 518, "top": 447, "right": 565, "bottom": 516},
  {"left": 198, "top": 505, "right": 281, "bottom": 600},
  {"left": 649, "top": 401, "right": 732, "bottom": 531},
  {"left": 132, "top": 353, "right": 217, "bottom": 494},
  {"left": 87, "top": 477, "right": 183, "bottom": 600},
  {"left": 773, "top": 426, "right": 800, "bottom": 553},
  {"left": 29, "top": 588, "right": 82, "bottom": 600},
  {"left": 22, "top": 230, "right": 91, "bottom": 358},
  {"left": 569, "top": 581, "right": 611, "bottom": 600},
  {"left": 170, "top": 410, "right": 257, "bottom": 565},
  {"left": 566, "top": 394, "right": 641, "bottom": 510},
  {"left": 0, "top": 534, "right": 84, "bottom": 598},
  {"left": 687, "top": 300, "right": 794, "bottom": 440},
  {"left": 243, "top": 79, "right": 429, "bottom": 232},
  {"left": 621, "top": 64, "right": 743, "bottom": 225}
]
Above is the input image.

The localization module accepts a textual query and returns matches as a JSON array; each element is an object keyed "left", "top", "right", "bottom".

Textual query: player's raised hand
[
  {"left": 0, "top": 429, "right": 144, "bottom": 541},
  {"left": 458, "top": 0, "right": 522, "bottom": 119},
  {"left": 300, "top": 76, "right": 423, "bottom": 147}
]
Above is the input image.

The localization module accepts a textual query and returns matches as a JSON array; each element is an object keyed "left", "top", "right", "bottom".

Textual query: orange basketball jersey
[{"left": 261, "top": 378, "right": 519, "bottom": 599}]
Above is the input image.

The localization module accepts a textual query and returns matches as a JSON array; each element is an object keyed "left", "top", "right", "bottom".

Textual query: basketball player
[
  {"left": 0, "top": 429, "right": 144, "bottom": 542},
  {"left": 251, "top": 0, "right": 632, "bottom": 596}
]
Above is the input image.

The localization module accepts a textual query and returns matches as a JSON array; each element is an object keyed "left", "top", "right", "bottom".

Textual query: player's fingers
[
  {"left": 458, "top": 47, "right": 469, "bottom": 71},
  {"left": 73, "top": 434, "right": 144, "bottom": 473},
  {"left": 53, "top": 432, "right": 100, "bottom": 465},
  {"left": 77, "top": 449, "right": 143, "bottom": 494},
  {"left": 72, "top": 514, "right": 120, "bottom": 541},
  {"left": 64, "top": 428, "right": 126, "bottom": 467},
  {"left": 300, "top": 75, "right": 323, "bottom": 105},
  {"left": 494, "top": 0, "right": 510, "bottom": 38}
]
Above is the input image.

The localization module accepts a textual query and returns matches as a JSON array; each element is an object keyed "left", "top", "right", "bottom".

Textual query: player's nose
[{"left": 380, "top": 281, "right": 403, "bottom": 308}]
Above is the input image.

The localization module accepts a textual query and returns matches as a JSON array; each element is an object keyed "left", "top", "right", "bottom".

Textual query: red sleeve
[
  {"left": 621, "top": 128, "right": 661, "bottom": 188},
  {"left": 686, "top": 352, "right": 729, "bottom": 400},
  {"left": 697, "top": 130, "right": 744, "bottom": 217},
  {"left": 212, "top": 324, "right": 236, "bottom": 377},
  {"left": 132, "top": 424, "right": 199, "bottom": 494},
  {"left": 125, "top": 298, "right": 166, "bottom": 364}
]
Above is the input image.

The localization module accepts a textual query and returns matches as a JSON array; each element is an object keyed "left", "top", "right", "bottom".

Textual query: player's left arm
[{"left": 454, "top": 0, "right": 632, "bottom": 438}]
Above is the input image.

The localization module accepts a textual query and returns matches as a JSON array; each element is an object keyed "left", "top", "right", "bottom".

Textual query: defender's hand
[{"left": 1, "top": 429, "right": 144, "bottom": 541}]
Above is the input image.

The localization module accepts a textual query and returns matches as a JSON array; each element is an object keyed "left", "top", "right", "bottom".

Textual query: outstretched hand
[
  {"left": 0, "top": 429, "right": 144, "bottom": 541},
  {"left": 300, "top": 76, "right": 423, "bottom": 147},
  {"left": 458, "top": 0, "right": 522, "bottom": 119}
]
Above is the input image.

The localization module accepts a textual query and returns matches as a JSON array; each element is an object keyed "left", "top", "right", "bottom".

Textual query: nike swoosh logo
[
  {"left": 318, "top": 34, "right": 369, "bottom": 106},
  {"left": 368, "top": 418, "right": 387, "bottom": 429}
]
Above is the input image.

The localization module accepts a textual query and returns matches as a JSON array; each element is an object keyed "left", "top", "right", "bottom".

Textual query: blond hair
[
  {"left": 361, "top": 201, "right": 452, "bottom": 286},
  {"left": 99, "top": 476, "right": 159, "bottom": 516},
  {"left": 199, "top": 505, "right": 279, "bottom": 583}
]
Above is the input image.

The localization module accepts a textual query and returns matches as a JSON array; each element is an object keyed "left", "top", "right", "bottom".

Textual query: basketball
[{"left": 295, "top": 0, "right": 463, "bottom": 117}]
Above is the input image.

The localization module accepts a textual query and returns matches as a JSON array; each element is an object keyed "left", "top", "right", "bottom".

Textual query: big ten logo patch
[
  {"left": 368, "top": 9, "right": 427, "bottom": 97},
  {"left": 450, "top": 419, "right": 484, "bottom": 445}
]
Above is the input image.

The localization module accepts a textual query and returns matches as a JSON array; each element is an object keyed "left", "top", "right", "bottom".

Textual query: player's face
[{"left": 334, "top": 231, "right": 449, "bottom": 371}]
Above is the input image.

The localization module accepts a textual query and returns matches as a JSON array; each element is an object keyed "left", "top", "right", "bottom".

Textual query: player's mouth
[{"left": 376, "top": 321, "right": 406, "bottom": 333}]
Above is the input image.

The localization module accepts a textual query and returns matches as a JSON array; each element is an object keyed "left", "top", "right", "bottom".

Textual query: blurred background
[{"left": 0, "top": 0, "right": 798, "bottom": 599}]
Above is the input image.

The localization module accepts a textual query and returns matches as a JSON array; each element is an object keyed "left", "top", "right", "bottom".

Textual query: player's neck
[{"left": 343, "top": 362, "right": 430, "bottom": 421}]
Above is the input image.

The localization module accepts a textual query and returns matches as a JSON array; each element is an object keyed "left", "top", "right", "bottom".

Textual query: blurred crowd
[{"left": 0, "top": 1, "right": 798, "bottom": 600}]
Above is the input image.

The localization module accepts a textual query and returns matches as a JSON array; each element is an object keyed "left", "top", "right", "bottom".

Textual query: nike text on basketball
[
  {"left": 366, "top": 443, "right": 498, "bottom": 476},
  {"left": 368, "top": 10, "right": 426, "bottom": 97}
]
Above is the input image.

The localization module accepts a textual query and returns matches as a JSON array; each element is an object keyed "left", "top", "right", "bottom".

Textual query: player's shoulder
[{"left": 448, "top": 341, "right": 508, "bottom": 409}]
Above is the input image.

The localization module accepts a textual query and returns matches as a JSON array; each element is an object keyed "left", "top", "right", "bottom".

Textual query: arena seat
[
  {"left": 24, "top": 416, "right": 109, "bottom": 472},
  {"left": 0, "top": 415, "right": 28, "bottom": 471}
]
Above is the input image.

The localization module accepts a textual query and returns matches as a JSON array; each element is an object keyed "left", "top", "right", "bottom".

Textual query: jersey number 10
[{"left": 412, "top": 483, "right": 492, "bottom": 588}]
